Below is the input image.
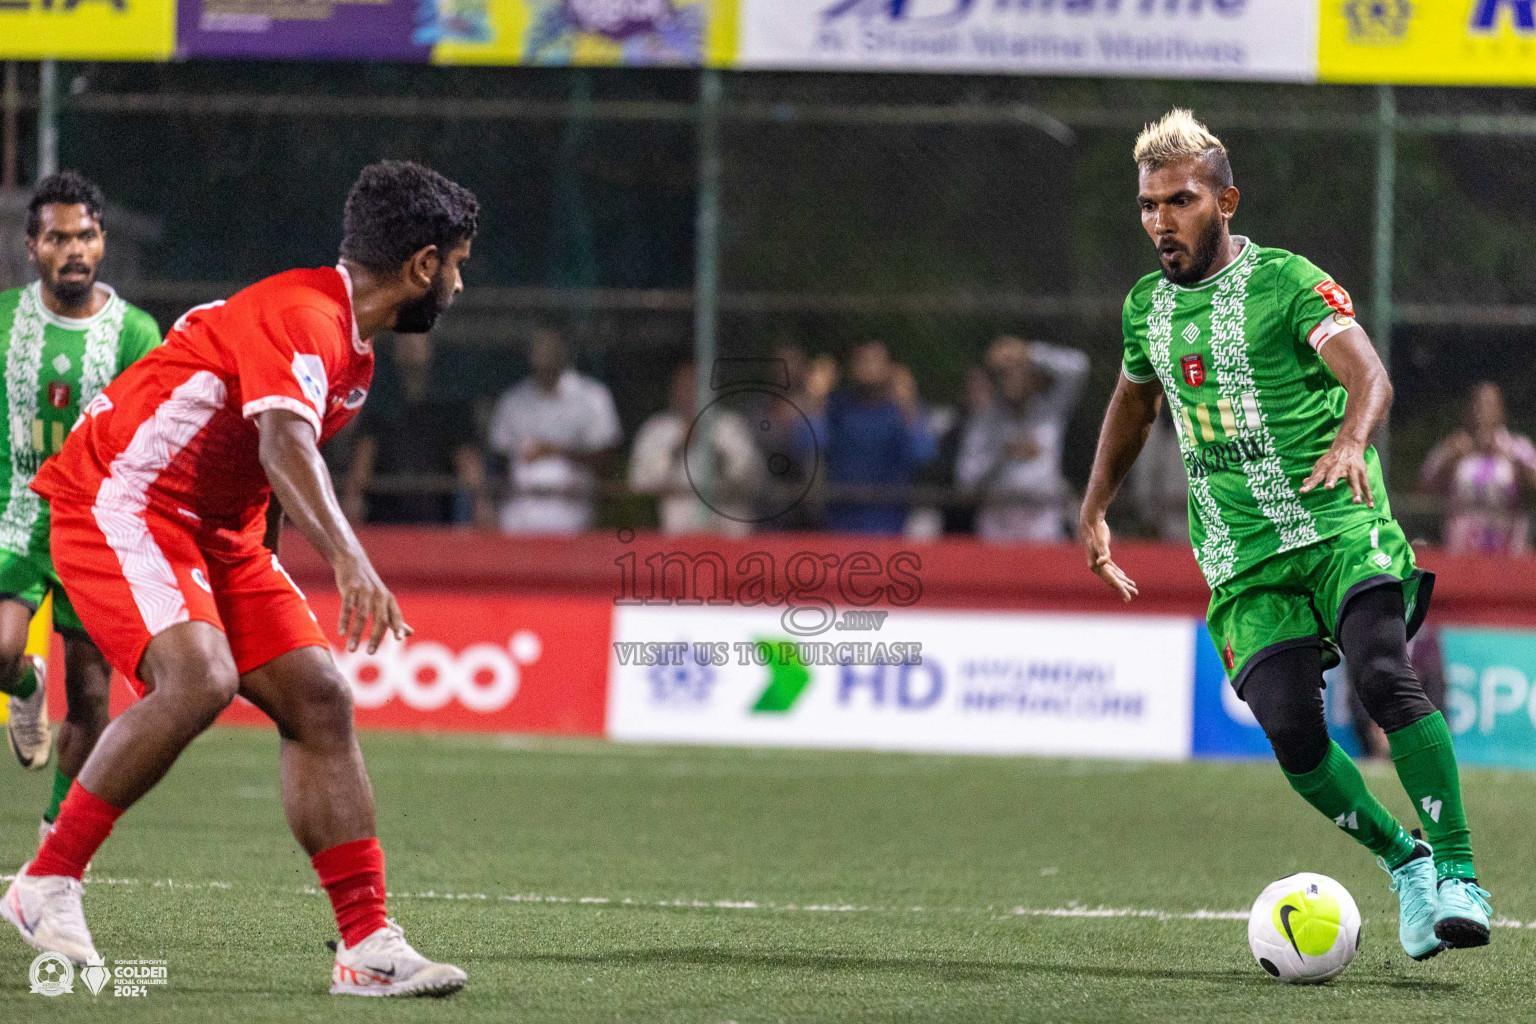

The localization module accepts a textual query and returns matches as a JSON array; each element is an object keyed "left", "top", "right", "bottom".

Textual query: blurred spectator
[
  {"left": 1418, "top": 381, "right": 1536, "bottom": 555},
  {"left": 939, "top": 366, "right": 995, "bottom": 535},
  {"left": 488, "top": 329, "right": 621, "bottom": 534},
  {"left": 629, "top": 362, "right": 762, "bottom": 536},
  {"left": 811, "top": 340, "right": 936, "bottom": 536},
  {"left": 956, "top": 338, "right": 1089, "bottom": 543},
  {"left": 910, "top": 367, "right": 990, "bottom": 539},
  {"left": 1128, "top": 405, "right": 1190, "bottom": 542},
  {"left": 342, "top": 333, "right": 488, "bottom": 527},
  {"left": 759, "top": 344, "right": 836, "bottom": 530}
]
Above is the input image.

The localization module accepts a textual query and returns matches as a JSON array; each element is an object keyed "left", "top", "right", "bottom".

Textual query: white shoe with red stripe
[
  {"left": 330, "top": 919, "right": 465, "bottom": 997},
  {"left": 1, "top": 861, "right": 99, "bottom": 965}
]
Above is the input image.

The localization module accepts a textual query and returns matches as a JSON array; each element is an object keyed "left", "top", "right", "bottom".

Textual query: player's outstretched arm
[
  {"left": 257, "top": 408, "right": 412, "bottom": 654},
  {"left": 1301, "top": 325, "right": 1391, "bottom": 509},
  {"left": 1078, "top": 373, "right": 1163, "bottom": 602}
]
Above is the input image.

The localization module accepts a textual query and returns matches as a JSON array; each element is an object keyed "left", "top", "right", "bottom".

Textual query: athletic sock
[
  {"left": 1283, "top": 740, "right": 1418, "bottom": 868},
  {"left": 43, "top": 768, "right": 73, "bottom": 824},
  {"left": 2, "top": 657, "right": 36, "bottom": 699},
  {"left": 312, "top": 837, "right": 389, "bottom": 949},
  {"left": 27, "top": 783, "right": 122, "bottom": 879},
  {"left": 1387, "top": 711, "right": 1476, "bottom": 881}
]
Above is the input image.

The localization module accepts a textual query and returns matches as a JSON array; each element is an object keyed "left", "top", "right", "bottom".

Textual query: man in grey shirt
[
  {"left": 956, "top": 337, "right": 1089, "bottom": 543},
  {"left": 488, "top": 329, "right": 621, "bottom": 534}
]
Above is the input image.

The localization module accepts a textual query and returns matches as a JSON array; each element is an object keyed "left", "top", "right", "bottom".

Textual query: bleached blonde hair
[{"left": 1133, "top": 109, "right": 1230, "bottom": 183}]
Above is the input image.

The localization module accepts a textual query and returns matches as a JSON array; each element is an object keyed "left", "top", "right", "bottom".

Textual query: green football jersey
[
  {"left": 0, "top": 281, "right": 160, "bottom": 556},
  {"left": 1121, "top": 238, "right": 1385, "bottom": 588}
]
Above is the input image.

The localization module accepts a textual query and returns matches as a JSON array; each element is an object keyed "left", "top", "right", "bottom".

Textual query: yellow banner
[
  {"left": 1320, "top": 0, "right": 1536, "bottom": 84},
  {"left": 432, "top": 0, "right": 736, "bottom": 67},
  {"left": 0, "top": 0, "right": 174, "bottom": 60}
]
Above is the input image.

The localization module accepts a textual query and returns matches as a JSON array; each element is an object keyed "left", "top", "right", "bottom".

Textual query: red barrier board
[{"left": 51, "top": 592, "right": 611, "bottom": 735}]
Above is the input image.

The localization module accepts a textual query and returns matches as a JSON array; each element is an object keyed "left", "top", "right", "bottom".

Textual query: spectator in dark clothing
[
  {"left": 342, "top": 333, "right": 490, "bottom": 526},
  {"left": 810, "top": 340, "right": 936, "bottom": 536}
]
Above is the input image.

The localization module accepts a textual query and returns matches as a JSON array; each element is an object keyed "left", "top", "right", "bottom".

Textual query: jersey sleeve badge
[{"left": 1313, "top": 279, "right": 1354, "bottom": 316}]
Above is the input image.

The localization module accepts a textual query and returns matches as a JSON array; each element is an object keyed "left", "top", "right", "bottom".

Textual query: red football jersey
[{"left": 33, "top": 266, "right": 374, "bottom": 551}]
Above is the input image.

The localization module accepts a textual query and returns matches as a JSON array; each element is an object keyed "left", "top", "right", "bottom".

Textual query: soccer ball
[{"left": 1248, "top": 872, "right": 1361, "bottom": 983}]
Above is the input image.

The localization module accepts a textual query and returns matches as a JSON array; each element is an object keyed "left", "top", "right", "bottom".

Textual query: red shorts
[{"left": 49, "top": 498, "right": 328, "bottom": 693}]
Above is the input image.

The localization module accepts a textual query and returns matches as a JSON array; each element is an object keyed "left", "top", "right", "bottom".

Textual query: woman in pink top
[{"left": 1418, "top": 382, "right": 1536, "bottom": 555}]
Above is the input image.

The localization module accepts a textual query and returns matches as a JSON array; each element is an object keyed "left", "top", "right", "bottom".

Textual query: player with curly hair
[{"left": 2, "top": 161, "right": 479, "bottom": 997}]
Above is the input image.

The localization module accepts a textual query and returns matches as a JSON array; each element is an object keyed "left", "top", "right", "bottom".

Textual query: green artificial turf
[{"left": 1, "top": 729, "right": 1533, "bottom": 1022}]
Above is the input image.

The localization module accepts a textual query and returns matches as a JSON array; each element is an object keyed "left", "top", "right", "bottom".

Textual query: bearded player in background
[
  {"left": 0, "top": 173, "right": 160, "bottom": 844},
  {"left": 1079, "top": 110, "right": 1490, "bottom": 964},
  {"left": 2, "top": 161, "right": 477, "bottom": 997}
]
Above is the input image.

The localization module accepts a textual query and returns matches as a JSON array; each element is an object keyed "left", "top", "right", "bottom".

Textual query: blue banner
[
  {"left": 1441, "top": 626, "right": 1536, "bottom": 771},
  {"left": 1191, "top": 623, "right": 1363, "bottom": 760}
]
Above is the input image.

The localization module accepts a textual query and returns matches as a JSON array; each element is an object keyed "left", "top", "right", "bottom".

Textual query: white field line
[{"left": 5, "top": 876, "right": 1531, "bottom": 930}]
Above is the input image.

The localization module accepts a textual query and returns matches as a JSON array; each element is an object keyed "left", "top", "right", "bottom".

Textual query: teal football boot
[
  {"left": 1435, "top": 877, "right": 1492, "bottom": 950},
  {"left": 1378, "top": 838, "right": 1443, "bottom": 961}
]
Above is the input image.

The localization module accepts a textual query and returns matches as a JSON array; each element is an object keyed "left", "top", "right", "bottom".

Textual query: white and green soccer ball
[{"left": 1248, "top": 872, "right": 1361, "bottom": 983}]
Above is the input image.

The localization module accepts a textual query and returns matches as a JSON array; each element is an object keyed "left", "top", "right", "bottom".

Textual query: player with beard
[
  {"left": 2, "top": 161, "right": 478, "bottom": 997},
  {"left": 1078, "top": 110, "right": 1490, "bottom": 962},
  {"left": 0, "top": 174, "right": 160, "bottom": 838}
]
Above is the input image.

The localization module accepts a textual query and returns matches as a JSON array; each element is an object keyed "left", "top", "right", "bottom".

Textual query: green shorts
[
  {"left": 1207, "top": 515, "right": 1432, "bottom": 696},
  {"left": 0, "top": 543, "right": 84, "bottom": 635}
]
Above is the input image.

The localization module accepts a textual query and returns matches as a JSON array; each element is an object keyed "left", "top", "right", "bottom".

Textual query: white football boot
[
  {"left": 6, "top": 655, "right": 50, "bottom": 769},
  {"left": 330, "top": 919, "right": 466, "bottom": 997},
  {"left": 1, "top": 861, "right": 99, "bottom": 964}
]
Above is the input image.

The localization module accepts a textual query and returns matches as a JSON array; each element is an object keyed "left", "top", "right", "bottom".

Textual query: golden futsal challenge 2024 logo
[{"left": 28, "top": 949, "right": 167, "bottom": 997}]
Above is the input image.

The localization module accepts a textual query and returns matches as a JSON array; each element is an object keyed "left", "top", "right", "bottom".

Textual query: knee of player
[
  {"left": 300, "top": 665, "right": 356, "bottom": 740},
  {"left": 1355, "top": 652, "right": 1412, "bottom": 700}
]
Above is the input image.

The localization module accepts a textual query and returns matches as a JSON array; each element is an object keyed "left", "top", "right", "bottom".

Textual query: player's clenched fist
[
  {"left": 1078, "top": 515, "right": 1139, "bottom": 603},
  {"left": 335, "top": 549, "right": 412, "bottom": 654}
]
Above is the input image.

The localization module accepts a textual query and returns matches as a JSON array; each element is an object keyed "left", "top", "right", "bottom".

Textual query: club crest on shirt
[
  {"left": 1181, "top": 353, "right": 1206, "bottom": 388},
  {"left": 48, "top": 381, "right": 71, "bottom": 409},
  {"left": 343, "top": 387, "right": 368, "bottom": 410},
  {"left": 1313, "top": 279, "right": 1354, "bottom": 317}
]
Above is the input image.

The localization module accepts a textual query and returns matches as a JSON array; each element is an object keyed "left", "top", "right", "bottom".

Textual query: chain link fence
[{"left": 3, "top": 63, "right": 1533, "bottom": 543}]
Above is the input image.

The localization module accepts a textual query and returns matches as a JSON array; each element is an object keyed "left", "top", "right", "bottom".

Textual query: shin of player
[
  {"left": 1077, "top": 110, "right": 1488, "bottom": 963},
  {"left": 3, "top": 163, "right": 478, "bottom": 996}
]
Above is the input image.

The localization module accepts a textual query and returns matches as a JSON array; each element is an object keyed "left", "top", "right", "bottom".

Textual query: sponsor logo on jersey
[
  {"left": 1180, "top": 353, "right": 1206, "bottom": 388},
  {"left": 290, "top": 354, "right": 328, "bottom": 415},
  {"left": 1182, "top": 436, "right": 1268, "bottom": 480},
  {"left": 1313, "top": 279, "right": 1355, "bottom": 316},
  {"left": 47, "top": 381, "right": 70, "bottom": 410},
  {"left": 1181, "top": 322, "right": 1200, "bottom": 345}
]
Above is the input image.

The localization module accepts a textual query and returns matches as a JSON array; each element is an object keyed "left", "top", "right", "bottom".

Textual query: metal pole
[
  {"left": 2, "top": 64, "right": 18, "bottom": 189},
  {"left": 1372, "top": 83, "right": 1396, "bottom": 480},
  {"left": 691, "top": 69, "right": 723, "bottom": 525},
  {"left": 38, "top": 59, "right": 58, "bottom": 181}
]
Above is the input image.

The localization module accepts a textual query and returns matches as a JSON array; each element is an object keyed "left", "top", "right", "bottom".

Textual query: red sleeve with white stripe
[{"left": 236, "top": 305, "right": 345, "bottom": 439}]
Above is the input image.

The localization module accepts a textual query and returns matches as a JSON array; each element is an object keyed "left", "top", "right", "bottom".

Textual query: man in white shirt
[
  {"left": 628, "top": 363, "right": 762, "bottom": 536},
  {"left": 488, "top": 329, "right": 621, "bottom": 534},
  {"left": 956, "top": 337, "right": 1089, "bottom": 543}
]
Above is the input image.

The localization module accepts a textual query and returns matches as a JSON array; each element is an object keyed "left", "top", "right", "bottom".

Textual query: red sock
[
  {"left": 28, "top": 783, "right": 123, "bottom": 880},
  {"left": 312, "top": 837, "right": 388, "bottom": 948}
]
